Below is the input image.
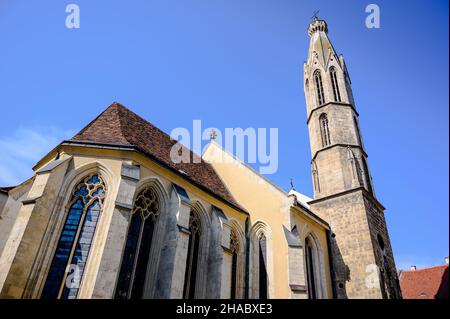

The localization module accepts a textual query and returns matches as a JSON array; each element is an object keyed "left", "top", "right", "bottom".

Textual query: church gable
[{"left": 68, "top": 102, "right": 243, "bottom": 212}]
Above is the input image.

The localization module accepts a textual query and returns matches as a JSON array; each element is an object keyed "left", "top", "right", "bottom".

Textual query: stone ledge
[
  {"left": 309, "top": 187, "right": 385, "bottom": 211},
  {"left": 22, "top": 196, "right": 41, "bottom": 206},
  {"left": 290, "top": 284, "right": 307, "bottom": 292},
  {"left": 306, "top": 101, "right": 359, "bottom": 124},
  {"left": 115, "top": 201, "right": 133, "bottom": 211}
]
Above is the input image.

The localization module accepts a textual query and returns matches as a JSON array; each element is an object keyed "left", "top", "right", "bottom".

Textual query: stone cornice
[
  {"left": 115, "top": 201, "right": 133, "bottom": 212},
  {"left": 290, "top": 284, "right": 307, "bottom": 293},
  {"left": 312, "top": 143, "right": 368, "bottom": 162},
  {"left": 308, "top": 187, "right": 385, "bottom": 211},
  {"left": 306, "top": 102, "right": 359, "bottom": 125},
  {"left": 58, "top": 140, "right": 249, "bottom": 216}
]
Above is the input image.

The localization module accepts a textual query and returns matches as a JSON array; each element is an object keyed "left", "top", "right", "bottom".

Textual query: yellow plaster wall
[
  {"left": 291, "top": 209, "right": 333, "bottom": 298},
  {"left": 203, "top": 142, "right": 333, "bottom": 298}
]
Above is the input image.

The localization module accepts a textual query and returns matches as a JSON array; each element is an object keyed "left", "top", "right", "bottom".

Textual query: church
[{"left": 0, "top": 18, "right": 401, "bottom": 299}]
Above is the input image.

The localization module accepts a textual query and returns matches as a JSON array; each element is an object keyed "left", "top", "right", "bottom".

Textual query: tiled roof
[
  {"left": 68, "top": 102, "right": 245, "bottom": 213},
  {"left": 399, "top": 265, "right": 449, "bottom": 299}
]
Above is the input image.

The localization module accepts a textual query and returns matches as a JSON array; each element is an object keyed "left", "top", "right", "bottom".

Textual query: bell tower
[{"left": 304, "top": 18, "right": 401, "bottom": 299}]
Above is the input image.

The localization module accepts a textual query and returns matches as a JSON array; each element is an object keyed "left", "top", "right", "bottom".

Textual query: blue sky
[{"left": 0, "top": 0, "right": 448, "bottom": 270}]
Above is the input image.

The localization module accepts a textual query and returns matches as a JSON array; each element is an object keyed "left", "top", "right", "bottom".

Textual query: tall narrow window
[
  {"left": 319, "top": 114, "right": 331, "bottom": 147},
  {"left": 230, "top": 230, "right": 240, "bottom": 299},
  {"left": 345, "top": 72, "right": 355, "bottom": 106},
  {"left": 353, "top": 116, "right": 362, "bottom": 146},
  {"left": 330, "top": 67, "right": 341, "bottom": 102},
  {"left": 314, "top": 70, "right": 325, "bottom": 106},
  {"left": 115, "top": 188, "right": 160, "bottom": 299},
  {"left": 258, "top": 235, "right": 268, "bottom": 299},
  {"left": 305, "top": 237, "right": 317, "bottom": 299},
  {"left": 362, "top": 158, "right": 374, "bottom": 194},
  {"left": 183, "top": 210, "right": 201, "bottom": 299},
  {"left": 41, "top": 174, "right": 106, "bottom": 299}
]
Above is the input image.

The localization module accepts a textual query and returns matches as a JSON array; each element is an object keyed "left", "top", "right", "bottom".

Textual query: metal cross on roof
[
  {"left": 311, "top": 10, "right": 320, "bottom": 21},
  {"left": 210, "top": 129, "right": 217, "bottom": 141}
]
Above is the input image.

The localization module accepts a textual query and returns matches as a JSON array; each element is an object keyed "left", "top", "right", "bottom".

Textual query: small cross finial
[
  {"left": 210, "top": 129, "right": 217, "bottom": 141},
  {"left": 311, "top": 10, "right": 320, "bottom": 21},
  {"left": 290, "top": 178, "right": 296, "bottom": 191}
]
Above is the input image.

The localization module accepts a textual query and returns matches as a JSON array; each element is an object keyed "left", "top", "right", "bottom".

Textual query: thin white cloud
[{"left": 0, "top": 126, "right": 75, "bottom": 186}]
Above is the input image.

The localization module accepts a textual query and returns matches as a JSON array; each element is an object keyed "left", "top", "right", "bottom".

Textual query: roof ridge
[
  {"left": 404, "top": 264, "right": 448, "bottom": 273},
  {"left": 71, "top": 102, "right": 129, "bottom": 143},
  {"left": 113, "top": 103, "right": 133, "bottom": 145},
  {"left": 67, "top": 102, "right": 246, "bottom": 213},
  {"left": 205, "top": 141, "right": 289, "bottom": 195},
  {"left": 114, "top": 103, "right": 207, "bottom": 164}
]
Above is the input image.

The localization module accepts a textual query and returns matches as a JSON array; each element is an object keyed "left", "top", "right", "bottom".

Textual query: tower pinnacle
[
  {"left": 303, "top": 18, "right": 401, "bottom": 299},
  {"left": 308, "top": 17, "right": 328, "bottom": 37}
]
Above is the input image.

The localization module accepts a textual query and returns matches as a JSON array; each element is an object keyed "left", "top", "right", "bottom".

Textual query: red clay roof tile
[
  {"left": 69, "top": 102, "right": 245, "bottom": 213},
  {"left": 400, "top": 264, "right": 449, "bottom": 299}
]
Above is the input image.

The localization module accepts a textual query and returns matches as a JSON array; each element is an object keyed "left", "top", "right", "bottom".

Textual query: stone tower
[{"left": 303, "top": 18, "right": 401, "bottom": 299}]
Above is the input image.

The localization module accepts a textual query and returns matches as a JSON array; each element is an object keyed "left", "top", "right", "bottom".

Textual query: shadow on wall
[
  {"left": 435, "top": 267, "right": 449, "bottom": 299},
  {"left": 329, "top": 233, "right": 349, "bottom": 299}
]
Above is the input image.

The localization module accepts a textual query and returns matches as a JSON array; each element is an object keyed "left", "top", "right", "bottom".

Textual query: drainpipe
[
  {"left": 326, "top": 229, "right": 337, "bottom": 299},
  {"left": 244, "top": 217, "right": 250, "bottom": 299}
]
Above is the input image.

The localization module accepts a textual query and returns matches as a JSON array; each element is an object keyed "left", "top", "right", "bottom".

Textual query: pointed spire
[{"left": 306, "top": 17, "right": 339, "bottom": 70}]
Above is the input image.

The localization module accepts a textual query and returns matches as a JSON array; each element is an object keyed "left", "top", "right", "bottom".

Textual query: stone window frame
[
  {"left": 228, "top": 219, "right": 246, "bottom": 299},
  {"left": 114, "top": 186, "right": 161, "bottom": 299},
  {"left": 184, "top": 200, "right": 211, "bottom": 299},
  {"left": 114, "top": 177, "right": 170, "bottom": 299},
  {"left": 319, "top": 113, "right": 331, "bottom": 147},
  {"left": 314, "top": 69, "right": 326, "bottom": 106},
  {"left": 361, "top": 157, "right": 374, "bottom": 195},
  {"left": 303, "top": 231, "right": 327, "bottom": 299},
  {"left": 41, "top": 173, "right": 107, "bottom": 299},
  {"left": 329, "top": 66, "right": 342, "bottom": 102},
  {"left": 34, "top": 162, "right": 116, "bottom": 299},
  {"left": 249, "top": 221, "right": 274, "bottom": 299},
  {"left": 183, "top": 209, "right": 202, "bottom": 299}
]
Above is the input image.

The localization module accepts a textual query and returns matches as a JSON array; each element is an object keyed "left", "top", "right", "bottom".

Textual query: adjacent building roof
[
  {"left": 67, "top": 102, "right": 245, "bottom": 213},
  {"left": 399, "top": 264, "right": 449, "bottom": 299},
  {"left": 0, "top": 186, "right": 15, "bottom": 194}
]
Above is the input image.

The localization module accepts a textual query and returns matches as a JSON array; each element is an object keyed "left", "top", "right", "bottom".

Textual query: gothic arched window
[
  {"left": 41, "top": 174, "right": 106, "bottom": 299},
  {"left": 258, "top": 234, "right": 268, "bottom": 299},
  {"left": 330, "top": 67, "right": 341, "bottom": 102},
  {"left": 344, "top": 71, "right": 355, "bottom": 105},
  {"left": 362, "top": 158, "right": 374, "bottom": 194},
  {"left": 314, "top": 70, "right": 326, "bottom": 106},
  {"left": 114, "top": 187, "right": 160, "bottom": 299},
  {"left": 305, "top": 237, "right": 317, "bottom": 300},
  {"left": 230, "top": 229, "right": 240, "bottom": 299},
  {"left": 353, "top": 116, "right": 363, "bottom": 146},
  {"left": 319, "top": 114, "right": 331, "bottom": 147},
  {"left": 183, "top": 210, "right": 202, "bottom": 299}
]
